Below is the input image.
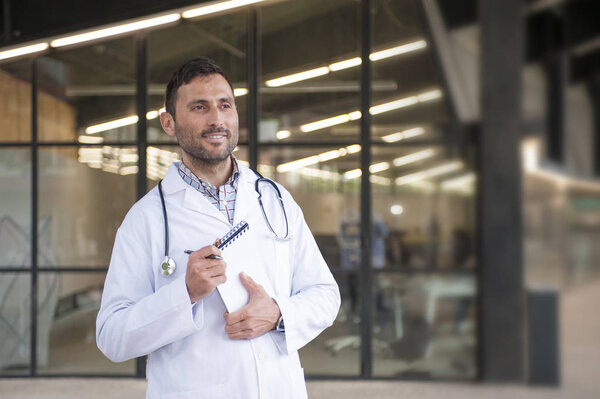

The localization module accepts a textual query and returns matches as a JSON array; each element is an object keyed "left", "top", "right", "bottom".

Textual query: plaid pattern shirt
[{"left": 176, "top": 157, "right": 240, "bottom": 225}]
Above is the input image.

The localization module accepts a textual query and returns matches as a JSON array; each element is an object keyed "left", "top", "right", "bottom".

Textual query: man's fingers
[
  {"left": 240, "top": 272, "right": 261, "bottom": 293},
  {"left": 189, "top": 244, "right": 221, "bottom": 259}
]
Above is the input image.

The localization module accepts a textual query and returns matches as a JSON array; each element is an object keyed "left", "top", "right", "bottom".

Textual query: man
[{"left": 96, "top": 57, "right": 340, "bottom": 399}]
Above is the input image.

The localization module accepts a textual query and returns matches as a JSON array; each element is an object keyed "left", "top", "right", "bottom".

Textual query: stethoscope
[{"left": 157, "top": 169, "right": 289, "bottom": 276}]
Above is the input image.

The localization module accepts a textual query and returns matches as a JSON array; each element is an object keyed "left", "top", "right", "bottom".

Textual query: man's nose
[{"left": 206, "top": 107, "right": 223, "bottom": 126}]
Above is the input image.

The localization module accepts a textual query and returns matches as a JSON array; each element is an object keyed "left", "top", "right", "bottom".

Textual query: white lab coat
[{"left": 96, "top": 163, "right": 340, "bottom": 399}]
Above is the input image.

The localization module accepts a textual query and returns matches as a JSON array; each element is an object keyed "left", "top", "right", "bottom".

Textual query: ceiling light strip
[
  {"left": 0, "top": 42, "right": 49, "bottom": 61},
  {"left": 182, "top": 0, "right": 265, "bottom": 19},
  {"left": 395, "top": 161, "right": 464, "bottom": 186},
  {"left": 300, "top": 90, "right": 441, "bottom": 133},
  {"left": 50, "top": 14, "right": 181, "bottom": 47}
]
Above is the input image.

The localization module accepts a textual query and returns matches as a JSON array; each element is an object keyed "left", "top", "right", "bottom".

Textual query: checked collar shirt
[{"left": 176, "top": 156, "right": 240, "bottom": 225}]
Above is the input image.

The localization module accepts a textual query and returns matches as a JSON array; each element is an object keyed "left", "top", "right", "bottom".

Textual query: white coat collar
[{"left": 159, "top": 162, "right": 260, "bottom": 226}]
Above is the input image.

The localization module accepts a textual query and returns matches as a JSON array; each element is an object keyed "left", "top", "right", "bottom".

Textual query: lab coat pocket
[{"left": 161, "top": 384, "right": 230, "bottom": 399}]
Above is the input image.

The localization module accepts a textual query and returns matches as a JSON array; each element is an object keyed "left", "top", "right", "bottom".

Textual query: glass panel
[
  {"left": 261, "top": 0, "right": 361, "bottom": 143},
  {"left": 372, "top": 0, "right": 447, "bottom": 143},
  {"left": 371, "top": 145, "right": 477, "bottom": 270},
  {"left": 37, "top": 37, "right": 136, "bottom": 142},
  {"left": 260, "top": 146, "right": 360, "bottom": 375},
  {"left": 0, "top": 272, "right": 30, "bottom": 375},
  {"left": 37, "top": 271, "right": 135, "bottom": 375},
  {"left": 38, "top": 147, "right": 137, "bottom": 267},
  {"left": 300, "top": 272, "right": 360, "bottom": 376},
  {"left": 0, "top": 148, "right": 31, "bottom": 268},
  {"left": 372, "top": 273, "right": 477, "bottom": 379},
  {"left": 0, "top": 59, "right": 31, "bottom": 142},
  {"left": 148, "top": 11, "right": 248, "bottom": 143}
]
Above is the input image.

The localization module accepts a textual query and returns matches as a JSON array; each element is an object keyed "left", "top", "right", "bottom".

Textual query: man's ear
[{"left": 160, "top": 112, "right": 176, "bottom": 137}]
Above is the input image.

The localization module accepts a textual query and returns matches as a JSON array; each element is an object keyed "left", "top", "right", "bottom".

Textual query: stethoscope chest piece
[{"left": 160, "top": 256, "right": 176, "bottom": 276}]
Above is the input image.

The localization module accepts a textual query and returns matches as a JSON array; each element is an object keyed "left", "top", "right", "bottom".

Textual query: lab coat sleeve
[
  {"left": 273, "top": 191, "right": 341, "bottom": 354},
  {"left": 96, "top": 205, "right": 204, "bottom": 363}
]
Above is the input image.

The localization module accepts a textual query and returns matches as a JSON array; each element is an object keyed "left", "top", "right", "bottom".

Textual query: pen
[{"left": 184, "top": 249, "right": 223, "bottom": 260}]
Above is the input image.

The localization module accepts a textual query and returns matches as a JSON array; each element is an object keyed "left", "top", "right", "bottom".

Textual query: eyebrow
[{"left": 185, "top": 97, "right": 235, "bottom": 108}]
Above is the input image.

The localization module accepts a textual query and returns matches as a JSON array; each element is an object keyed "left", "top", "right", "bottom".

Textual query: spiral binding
[{"left": 218, "top": 221, "right": 249, "bottom": 250}]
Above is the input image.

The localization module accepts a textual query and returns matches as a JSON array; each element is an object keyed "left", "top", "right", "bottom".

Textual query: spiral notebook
[{"left": 216, "top": 221, "right": 274, "bottom": 313}]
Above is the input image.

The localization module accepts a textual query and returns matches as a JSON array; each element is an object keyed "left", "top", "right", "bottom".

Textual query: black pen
[{"left": 184, "top": 249, "right": 223, "bottom": 260}]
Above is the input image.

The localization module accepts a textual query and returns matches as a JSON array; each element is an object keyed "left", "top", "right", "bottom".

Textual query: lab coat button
[{"left": 258, "top": 352, "right": 266, "bottom": 361}]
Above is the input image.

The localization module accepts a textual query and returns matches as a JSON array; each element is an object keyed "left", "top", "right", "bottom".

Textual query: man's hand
[
  {"left": 185, "top": 245, "right": 226, "bottom": 303},
  {"left": 224, "top": 273, "right": 281, "bottom": 339}
]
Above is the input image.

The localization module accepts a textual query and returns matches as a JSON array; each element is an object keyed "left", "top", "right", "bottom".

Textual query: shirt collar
[{"left": 177, "top": 156, "right": 240, "bottom": 191}]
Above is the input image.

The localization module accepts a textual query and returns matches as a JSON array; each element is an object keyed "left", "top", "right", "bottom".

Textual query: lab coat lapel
[
  {"left": 161, "top": 163, "right": 231, "bottom": 226},
  {"left": 233, "top": 166, "right": 259, "bottom": 226}
]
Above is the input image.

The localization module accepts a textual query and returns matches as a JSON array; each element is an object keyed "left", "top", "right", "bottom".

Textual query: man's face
[{"left": 167, "top": 74, "right": 239, "bottom": 164}]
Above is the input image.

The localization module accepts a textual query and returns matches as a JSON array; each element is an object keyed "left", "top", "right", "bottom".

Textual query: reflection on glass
[
  {"left": 370, "top": 145, "right": 477, "bottom": 269},
  {"left": 0, "top": 149, "right": 31, "bottom": 268},
  {"left": 372, "top": 273, "right": 476, "bottom": 379},
  {"left": 261, "top": 0, "right": 360, "bottom": 142},
  {"left": 37, "top": 37, "right": 135, "bottom": 142},
  {"left": 299, "top": 272, "right": 360, "bottom": 376},
  {"left": 38, "top": 147, "right": 136, "bottom": 267},
  {"left": 260, "top": 146, "right": 360, "bottom": 374},
  {"left": 36, "top": 272, "right": 135, "bottom": 374},
  {"left": 0, "top": 273, "right": 30, "bottom": 374},
  {"left": 148, "top": 12, "right": 248, "bottom": 142},
  {"left": 0, "top": 60, "right": 31, "bottom": 142},
  {"left": 372, "top": 0, "right": 445, "bottom": 142}
]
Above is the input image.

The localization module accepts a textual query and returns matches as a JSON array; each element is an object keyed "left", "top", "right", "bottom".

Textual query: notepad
[{"left": 216, "top": 221, "right": 274, "bottom": 313}]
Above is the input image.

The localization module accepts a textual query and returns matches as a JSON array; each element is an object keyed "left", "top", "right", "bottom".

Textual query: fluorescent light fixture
[
  {"left": 369, "top": 162, "right": 390, "bottom": 173},
  {"left": 370, "top": 175, "right": 391, "bottom": 186},
  {"left": 299, "top": 168, "right": 341, "bottom": 181},
  {"left": 441, "top": 173, "right": 476, "bottom": 190},
  {"left": 78, "top": 148, "right": 103, "bottom": 157},
  {"left": 370, "top": 96, "right": 418, "bottom": 115},
  {"left": 393, "top": 148, "right": 436, "bottom": 167},
  {"left": 370, "top": 40, "right": 427, "bottom": 61},
  {"left": 522, "top": 138, "right": 540, "bottom": 172},
  {"left": 346, "top": 144, "right": 361, "bottom": 154},
  {"left": 329, "top": 57, "right": 362, "bottom": 71},
  {"left": 277, "top": 145, "right": 359, "bottom": 173},
  {"left": 381, "top": 127, "right": 425, "bottom": 143},
  {"left": 343, "top": 169, "right": 362, "bottom": 180},
  {"left": 265, "top": 40, "right": 426, "bottom": 87},
  {"left": 85, "top": 115, "right": 138, "bottom": 134},
  {"left": 50, "top": 14, "right": 181, "bottom": 47},
  {"left": 120, "top": 165, "right": 139, "bottom": 175},
  {"left": 300, "top": 90, "right": 440, "bottom": 133},
  {"left": 390, "top": 204, "right": 404, "bottom": 215},
  {"left": 119, "top": 153, "right": 139, "bottom": 163},
  {"left": 300, "top": 113, "right": 355, "bottom": 133},
  {"left": 182, "top": 0, "right": 265, "bottom": 19},
  {"left": 395, "top": 161, "right": 464, "bottom": 186},
  {"left": 276, "top": 130, "right": 291, "bottom": 140},
  {"left": 234, "top": 88, "right": 248, "bottom": 96},
  {"left": 77, "top": 135, "right": 104, "bottom": 144},
  {"left": 146, "top": 110, "right": 160, "bottom": 120},
  {"left": 0, "top": 42, "right": 49, "bottom": 61},
  {"left": 266, "top": 67, "right": 330, "bottom": 87}
]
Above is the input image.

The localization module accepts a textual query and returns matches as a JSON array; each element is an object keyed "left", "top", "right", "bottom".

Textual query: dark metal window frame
[{"left": 0, "top": 0, "right": 480, "bottom": 381}]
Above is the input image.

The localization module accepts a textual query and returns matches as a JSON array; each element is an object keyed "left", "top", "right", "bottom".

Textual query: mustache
[{"left": 201, "top": 127, "right": 230, "bottom": 135}]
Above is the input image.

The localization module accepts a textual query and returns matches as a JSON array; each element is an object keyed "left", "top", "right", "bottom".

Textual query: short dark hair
[{"left": 164, "top": 56, "right": 234, "bottom": 120}]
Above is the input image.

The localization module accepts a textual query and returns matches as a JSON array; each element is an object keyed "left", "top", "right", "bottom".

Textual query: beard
[{"left": 175, "top": 125, "right": 238, "bottom": 164}]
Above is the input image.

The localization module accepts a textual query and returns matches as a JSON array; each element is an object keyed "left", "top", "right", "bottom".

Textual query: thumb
[{"left": 240, "top": 272, "right": 261, "bottom": 294}]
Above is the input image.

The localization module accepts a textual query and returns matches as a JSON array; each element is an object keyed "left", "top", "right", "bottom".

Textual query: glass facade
[{"left": 0, "top": 0, "right": 479, "bottom": 379}]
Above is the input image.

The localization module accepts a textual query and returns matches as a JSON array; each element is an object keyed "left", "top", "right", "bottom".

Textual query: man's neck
[{"left": 181, "top": 154, "right": 233, "bottom": 187}]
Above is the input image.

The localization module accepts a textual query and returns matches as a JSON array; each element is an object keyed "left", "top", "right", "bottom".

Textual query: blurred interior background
[{"left": 0, "top": 0, "right": 598, "bottom": 392}]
